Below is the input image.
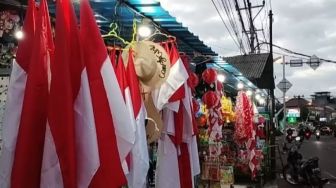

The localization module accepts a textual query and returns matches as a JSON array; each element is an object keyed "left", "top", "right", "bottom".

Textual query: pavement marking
[
  {"left": 324, "top": 171, "right": 336, "bottom": 179},
  {"left": 327, "top": 146, "right": 336, "bottom": 152}
]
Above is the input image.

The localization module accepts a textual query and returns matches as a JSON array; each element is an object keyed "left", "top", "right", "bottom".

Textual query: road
[{"left": 277, "top": 135, "right": 336, "bottom": 188}]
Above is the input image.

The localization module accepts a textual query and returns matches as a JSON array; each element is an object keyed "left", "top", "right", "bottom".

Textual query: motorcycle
[
  {"left": 315, "top": 130, "right": 320, "bottom": 141},
  {"left": 283, "top": 136, "right": 328, "bottom": 188}
]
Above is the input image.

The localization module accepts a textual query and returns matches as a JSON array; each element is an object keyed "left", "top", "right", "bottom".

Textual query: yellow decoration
[{"left": 221, "top": 96, "right": 235, "bottom": 123}]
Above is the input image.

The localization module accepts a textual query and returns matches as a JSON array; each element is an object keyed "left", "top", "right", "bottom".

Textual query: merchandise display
[{"left": 0, "top": 0, "right": 271, "bottom": 187}]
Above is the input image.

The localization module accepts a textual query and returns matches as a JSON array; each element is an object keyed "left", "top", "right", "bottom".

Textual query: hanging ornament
[
  {"left": 216, "top": 80, "right": 223, "bottom": 91},
  {"left": 188, "top": 72, "right": 199, "bottom": 89},
  {"left": 202, "top": 91, "right": 219, "bottom": 109},
  {"left": 192, "top": 98, "right": 200, "bottom": 113},
  {"left": 202, "top": 68, "right": 217, "bottom": 85}
]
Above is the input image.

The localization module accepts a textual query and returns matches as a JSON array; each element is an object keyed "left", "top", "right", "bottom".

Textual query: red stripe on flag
[
  {"left": 178, "top": 143, "right": 193, "bottom": 188},
  {"left": 168, "top": 44, "right": 185, "bottom": 102},
  {"left": 48, "top": 0, "right": 82, "bottom": 187},
  {"left": 115, "top": 53, "right": 128, "bottom": 100},
  {"left": 11, "top": 0, "right": 53, "bottom": 186},
  {"left": 125, "top": 49, "right": 142, "bottom": 117},
  {"left": 80, "top": 0, "right": 127, "bottom": 187},
  {"left": 15, "top": 0, "right": 36, "bottom": 72}
]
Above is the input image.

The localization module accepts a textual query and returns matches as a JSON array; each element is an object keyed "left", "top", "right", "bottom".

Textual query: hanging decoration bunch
[{"left": 234, "top": 91, "right": 254, "bottom": 145}]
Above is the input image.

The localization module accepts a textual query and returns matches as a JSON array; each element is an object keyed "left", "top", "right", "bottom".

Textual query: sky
[{"left": 159, "top": 0, "right": 336, "bottom": 101}]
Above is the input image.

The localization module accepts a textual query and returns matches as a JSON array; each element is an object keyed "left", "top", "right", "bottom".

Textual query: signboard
[
  {"left": 288, "top": 117, "right": 297, "bottom": 124},
  {"left": 290, "top": 59, "right": 303, "bottom": 67},
  {"left": 320, "top": 117, "right": 327, "bottom": 122},
  {"left": 287, "top": 108, "right": 300, "bottom": 118},
  {"left": 277, "top": 78, "right": 292, "bottom": 93},
  {"left": 309, "top": 55, "right": 321, "bottom": 70}
]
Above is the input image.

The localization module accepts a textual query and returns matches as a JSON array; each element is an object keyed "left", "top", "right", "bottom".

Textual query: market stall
[{"left": 0, "top": 0, "right": 271, "bottom": 188}]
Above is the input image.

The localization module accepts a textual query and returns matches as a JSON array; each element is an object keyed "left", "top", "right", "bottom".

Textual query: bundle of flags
[
  {"left": 0, "top": 0, "right": 148, "bottom": 187},
  {"left": 154, "top": 42, "right": 200, "bottom": 188}
]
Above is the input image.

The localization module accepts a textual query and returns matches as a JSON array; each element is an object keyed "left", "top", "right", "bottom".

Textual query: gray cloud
[{"left": 160, "top": 0, "right": 336, "bottom": 99}]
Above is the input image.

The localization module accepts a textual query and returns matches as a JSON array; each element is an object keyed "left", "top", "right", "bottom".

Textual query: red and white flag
[
  {"left": 124, "top": 49, "right": 149, "bottom": 188},
  {"left": 152, "top": 43, "right": 189, "bottom": 111},
  {"left": 80, "top": 0, "right": 135, "bottom": 187},
  {"left": 155, "top": 43, "right": 189, "bottom": 188},
  {"left": 0, "top": 0, "right": 37, "bottom": 187},
  {"left": 41, "top": 0, "right": 100, "bottom": 187},
  {"left": 0, "top": 0, "right": 53, "bottom": 187}
]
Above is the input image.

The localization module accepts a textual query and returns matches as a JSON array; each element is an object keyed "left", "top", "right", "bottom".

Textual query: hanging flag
[
  {"left": 0, "top": 0, "right": 37, "bottom": 187},
  {"left": 155, "top": 43, "right": 189, "bottom": 188},
  {"left": 152, "top": 42, "right": 189, "bottom": 111},
  {"left": 80, "top": 0, "right": 135, "bottom": 187},
  {"left": 42, "top": 0, "right": 100, "bottom": 187},
  {"left": 9, "top": 0, "right": 53, "bottom": 186},
  {"left": 115, "top": 51, "right": 133, "bottom": 174},
  {"left": 125, "top": 49, "right": 149, "bottom": 188}
]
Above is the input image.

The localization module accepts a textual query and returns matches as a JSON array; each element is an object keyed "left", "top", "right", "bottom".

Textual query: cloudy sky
[{"left": 160, "top": 0, "right": 336, "bottom": 100}]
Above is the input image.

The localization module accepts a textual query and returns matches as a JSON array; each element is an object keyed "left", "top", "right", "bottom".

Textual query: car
[{"left": 320, "top": 126, "right": 332, "bottom": 135}]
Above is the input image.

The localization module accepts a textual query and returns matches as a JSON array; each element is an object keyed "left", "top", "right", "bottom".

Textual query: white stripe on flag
[
  {"left": 127, "top": 104, "right": 149, "bottom": 188},
  {"left": 0, "top": 61, "right": 27, "bottom": 188},
  {"left": 74, "top": 69, "right": 99, "bottom": 188},
  {"left": 100, "top": 57, "right": 135, "bottom": 161},
  {"left": 155, "top": 134, "right": 180, "bottom": 188},
  {"left": 40, "top": 124, "right": 63, "bottom": 188},
  {"left": 152, "top": 58, "right": 188, "bottom": 111}
]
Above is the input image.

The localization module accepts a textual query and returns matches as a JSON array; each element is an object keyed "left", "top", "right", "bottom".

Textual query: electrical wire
[
  {"left": 211, "top": 0, "right": 244, "bottom": 54},
  {"left": 219, "top": 0, "right": 246, "bottom": 53},
  {"left": 259, "top": 42, "right": 336, "bottom": 63}
]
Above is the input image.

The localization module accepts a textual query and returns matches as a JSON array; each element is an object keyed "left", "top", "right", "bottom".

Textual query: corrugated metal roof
[{"left": 224, "top": 53, "right": 270, "bottom": 79}]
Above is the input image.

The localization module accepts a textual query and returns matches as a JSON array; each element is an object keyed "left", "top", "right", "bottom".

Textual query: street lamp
[
  {"left": 246, "top": 90, "right": 253, "bottom": 96},
  {"left": 15, "top": 30, "right": 24, "bottom": 40},
  {"left": 237, "top": 82, "right": 244, "bottom": 90},
  {"left": 217, "top": 74, "right": 226, "bottom": 82}
]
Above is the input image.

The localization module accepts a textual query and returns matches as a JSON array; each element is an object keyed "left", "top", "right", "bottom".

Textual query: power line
[
  {"left": 259, "top": 42, "right": 336, "bottom": 63},
  {"left": 218, "top": 0, "right": 245, "bottom": 52},
  {"left": 211, "top": 0, "right": 244, "bottom": 54}
]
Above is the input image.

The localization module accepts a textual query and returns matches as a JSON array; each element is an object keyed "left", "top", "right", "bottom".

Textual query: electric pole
[{"left": 269, "top": 9, "right": 276, "bottom": 179}]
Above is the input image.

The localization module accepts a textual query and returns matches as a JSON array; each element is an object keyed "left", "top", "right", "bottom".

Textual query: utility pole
[
  {"left": 282, "top": 56, "right": 287, "bottom": 130},
  {"left": 247, "top": 0, "right": 255, "bottom": 53},
  {"left": 269, "top": 9, "right": 276, "bottom": 179}
]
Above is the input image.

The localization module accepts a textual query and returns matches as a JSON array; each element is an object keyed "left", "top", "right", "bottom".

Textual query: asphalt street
[{"left": 277, "top": 135, "right": 336, "bottom": 188}]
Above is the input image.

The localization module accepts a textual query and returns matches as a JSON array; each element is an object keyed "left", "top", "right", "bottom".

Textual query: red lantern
[
  {"left": 188, "top": 72, "right": 199, "bottom": 89},
  {"left": 216, "top": 80, "right": 223, "bottom": 91},
  {"left": 202, "top": 91, "right": 219, "bottom": 109},
  {"left": 202, "top": 68, "right": 217, "bottom": 84},
  {"left": 192, "top": 98, "right": 200, "bottom": 113}
]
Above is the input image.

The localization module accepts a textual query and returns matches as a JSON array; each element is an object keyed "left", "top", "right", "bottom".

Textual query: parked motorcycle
[
  {"left": 315, "top": 130, "right": 320, "bottom": 141},
  {"left": 283, "top": 136, "right": 328, "bottom": 188}
]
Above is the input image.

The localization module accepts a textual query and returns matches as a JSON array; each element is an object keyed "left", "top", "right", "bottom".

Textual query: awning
[{"left": 225, "top": 53, "right": 275, "bottom": 89}]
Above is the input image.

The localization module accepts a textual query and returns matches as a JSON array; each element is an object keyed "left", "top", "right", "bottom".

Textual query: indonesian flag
[
  {"left": 80, "top": 0, "right": 135, "bottom": 187},
  {"left": 0, "top": 0, "right": 53, "bottom": 187},
  {"left": 152, "top": 42, "right": 189, "bottom": 111},
  {"left": 0, "top": 0, "right": 37, "bottom": 187},
  {"left": 125, "top": 49, "right": 149, "bottom": 188},
  {"left": 155, "top": 43, "right": 189, "bottom": 188},
  {"left": 41, "top": 0, "right": 100, "bottom": 188}
]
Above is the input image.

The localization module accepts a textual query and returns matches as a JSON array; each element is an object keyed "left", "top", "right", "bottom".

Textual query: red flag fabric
[
  {"left": 80, "top": 0, "right": 135, "bottom": 187},
  {"left": 0, "top": 0, "right": 37, "bottom": 187},
  {"left": 47, "top": 0, "right": 81, "bottom": 187},
  {"left": 168, "top": 44, "right": 185, "bottom": 103},
  {"left": 178, "top": 143, "right": 193, "bottom": 188},
  {"left": 125, "top": 49, "right": 149, "bottom": 188},
  {"left": 115, "top": 54, "right": 128, "bottom": 100},
  {"left": 126, "top": 49, "right": 142, "bottom": 117},
  {"left": 10, "top": 0, "right": 53, "bottom": 186}
]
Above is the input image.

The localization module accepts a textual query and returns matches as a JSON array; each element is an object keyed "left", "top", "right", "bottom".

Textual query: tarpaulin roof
[{"left": 225, "top": 53, "right": 275, "bottom": 89}]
